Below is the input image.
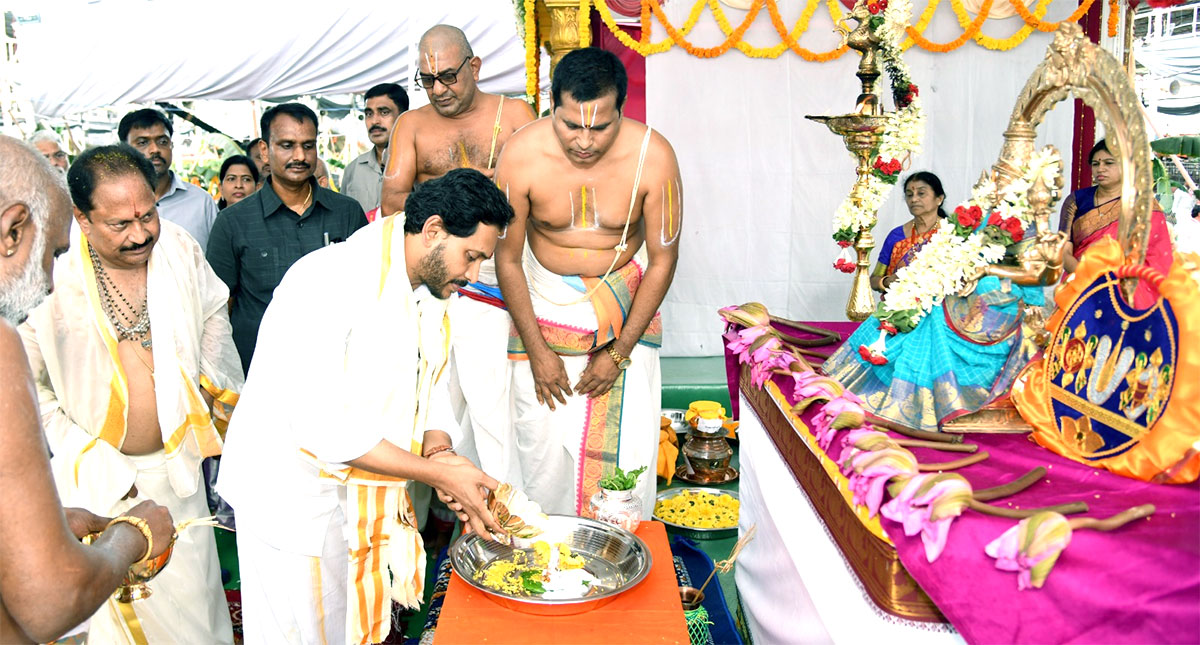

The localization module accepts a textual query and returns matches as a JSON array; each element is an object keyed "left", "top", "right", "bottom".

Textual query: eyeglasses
[{"left": 415, "top": 57, "right": 471, "bottom": 90}]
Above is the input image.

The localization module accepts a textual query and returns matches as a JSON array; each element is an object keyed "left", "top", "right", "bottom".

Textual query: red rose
[
  {"left": 955, "top": 205, "right": 980, "bottom": 228},
  {"left": 880, "top": 0, "right": 889, "bottom": 9},
  {"left": 987, "top": 211, "right": 1002, "bottom": 226},
  {"left": 1000, "top": 217, "right": 1024, "bottom": 241},
  {"left": 868, "top": 3, "right": 880, "bottom": 14},
  {"left": 888, "top": 159, "right": 902, "bottom": 173},
  {"left": 880, "top": 321, "right": 898, "bottom": 335},
  {"left": 909, "top": 83, "right": 919, "bottom": 97},
  {"left": 874, "top": 156, "right": 884, "bottom": 169}
]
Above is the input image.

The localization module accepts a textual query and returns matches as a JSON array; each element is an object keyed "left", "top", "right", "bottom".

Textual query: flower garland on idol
[
  {"left": 855, "top": 147, "right": 1063, "bottom": 366},
  {"left": 720, "top": 301, "right": 1156, "bottom": 586},
  {"left": 831, "top": 0, "right": 926, "bottom": 272}
]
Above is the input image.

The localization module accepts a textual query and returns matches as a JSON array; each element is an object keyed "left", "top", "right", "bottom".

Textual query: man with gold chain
[
  {"left": 19, "top": 144, "right": 242, "bottom": 642},
  {"left": 207, "top": 103, "right": 367, "bottom": 376},
  {"left": 381, "top": 24, "right": 537, "bottom": 516},
  {"left": 495, "top": 48, "right": 683, "bottom": 518},
  {"left": 217, "top": 169, "right": 509, "bottom": 644}
]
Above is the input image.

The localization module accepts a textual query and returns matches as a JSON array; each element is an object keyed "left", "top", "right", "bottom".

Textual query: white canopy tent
[{"left": 13, "top": 0, "right": 538, "bottom": 118}]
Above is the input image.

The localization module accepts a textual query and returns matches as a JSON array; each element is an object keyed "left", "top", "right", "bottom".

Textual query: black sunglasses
[{"left": 415, "top": 57, "right": 471, "bottom": 90}]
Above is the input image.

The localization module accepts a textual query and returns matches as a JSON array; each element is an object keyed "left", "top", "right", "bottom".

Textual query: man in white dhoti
[
  {"left": 0, "top": 135, "right": 176, "bottom": 644},
  {"left": 19, "top": 145, "right": 242, "bottom": 643},
  {"left": 217, "top": 169, "right": 511, "bottom": 645},
  {"left": 495, "top": 48, "right": 683, "bottom": 518},
  {"left": 382, "top": 26, "right": 537, "bottom": 497}
]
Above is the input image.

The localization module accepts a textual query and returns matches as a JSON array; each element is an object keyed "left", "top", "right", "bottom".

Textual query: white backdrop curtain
[{"left": 646, "top": 1, "right": 1087, "bottom": 356}]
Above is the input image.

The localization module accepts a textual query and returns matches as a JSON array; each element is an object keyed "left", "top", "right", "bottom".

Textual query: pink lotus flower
[
  {"left": 790, "top": 371, "right": 847, "bottom": 411},
  {"left": 810, "top": 397, "right": 868, "bottom": 452},
  {"left": 882, "top": 473, "right": 973, "bottom": 562},
  {"left": 747, "top": 343, "right": 795, "bottom": 389},
  {"left": 843, "top": 446, "right": 918, "bottom": 519},
  {"left": 724, "top": 324, "right": 770, "bottom": 362},
  {"left": 985, "top": 511, "right": 1072, "bottom": 590},
  {"left": 837, "top": 428, "right": 897, "bottom": 469}
]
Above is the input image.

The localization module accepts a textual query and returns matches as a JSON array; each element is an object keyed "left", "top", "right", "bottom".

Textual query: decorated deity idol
[{"left": 824, "top": 148, "right": 1069, "bottom": 431}]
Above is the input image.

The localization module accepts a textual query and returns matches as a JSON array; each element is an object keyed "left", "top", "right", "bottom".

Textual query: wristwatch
[{"left": 605, "top": 345, "right": 632, "bottom": 370}]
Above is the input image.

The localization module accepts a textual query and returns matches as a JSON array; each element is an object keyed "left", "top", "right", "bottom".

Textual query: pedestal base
[{"left": 941, "top": 398, "right": 1032, "bottom": 434}]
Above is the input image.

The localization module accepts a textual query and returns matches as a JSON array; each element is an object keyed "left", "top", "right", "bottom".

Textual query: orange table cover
[{"left": 434, "top": 521, "right": 691, "bottom": 644}]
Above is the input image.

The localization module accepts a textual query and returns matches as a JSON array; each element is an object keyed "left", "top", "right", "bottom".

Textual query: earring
[{"left": 3, "top": 248, "right": 14, "bottom": 257}]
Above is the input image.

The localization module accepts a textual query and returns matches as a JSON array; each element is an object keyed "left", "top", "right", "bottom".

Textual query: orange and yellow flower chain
[
  {"left": 581, "top": 0, "right": 1112, "bottom": 60},
  {"left": 524, "top": 0, "right": 1113, "bottom": 107}
]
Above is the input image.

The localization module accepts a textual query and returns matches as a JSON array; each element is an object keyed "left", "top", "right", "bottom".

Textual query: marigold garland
[
  {"left": 906, "top": 0, "right": 994, "bottom": 52},
  {"left": 525, "top": 0, "right": 539, "bottom": 113},
  {"left": 1011, "top": 0, "right": 1099, "bottom": 32},
  {"left": 901, "top": 0, "right": 941, "bottom": 50},
  {"left": 949, "top": 0, "right": 1054, "bottom": 52},
  {"left": 566, "top": 0, "right": 1120, "bottom": 61},
  {"left": 649, "top": 0, "right": 764, "bottom": 58},
  {"left": 580, "top": 0, "right": 592, "bottom": 46},
  {"left": 764, "top": 0, "right": 850, "bottom": 62}
]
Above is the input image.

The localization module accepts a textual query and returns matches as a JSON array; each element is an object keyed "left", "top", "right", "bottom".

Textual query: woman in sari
[
  {"left": 1059, "top": 140, "right": 1173, "bottom": 308},
  {"left": 825, "top": 171, "right": 1044, "bottom": 431},
  {"left": 871, "top": 172, "right": 947, "bottom": 293}
]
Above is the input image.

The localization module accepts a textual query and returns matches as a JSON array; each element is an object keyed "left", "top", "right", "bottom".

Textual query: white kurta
[
  {"left": 218, "top": 216, "right": 458, "bottom": 645},
  {"left": 20, "top": 220, "right": 242, "bottom": 644}
]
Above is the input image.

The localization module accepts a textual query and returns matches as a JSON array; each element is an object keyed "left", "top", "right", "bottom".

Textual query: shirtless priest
[
  {"left": 495, "top": 48, "right": 683, "bottom": 519},
  {"left": 382, "top": 23, "right": 537, "bottom": 500}
]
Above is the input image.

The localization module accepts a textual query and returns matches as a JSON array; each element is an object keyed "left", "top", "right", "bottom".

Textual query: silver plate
[
  {"left": 653, "top": 487, "right": 740, "bottom": 540},
  {"left": 449, "top": 515, "right": 652, "bottom": 616},
  {"left": 662, "top": 408, "right": 689, "bottom": 434}
]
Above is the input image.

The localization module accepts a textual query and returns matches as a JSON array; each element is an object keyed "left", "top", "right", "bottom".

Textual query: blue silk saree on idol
[{"left": 823, "top": 277, "right": 1044, "bottom": 431}]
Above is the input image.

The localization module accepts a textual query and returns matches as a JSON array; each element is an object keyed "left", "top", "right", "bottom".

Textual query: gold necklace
[{"left": 291, "top": 183, "right": 313, "bottom": 212}]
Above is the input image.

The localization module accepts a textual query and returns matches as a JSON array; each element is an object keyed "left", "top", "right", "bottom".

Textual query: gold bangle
[{"left": 107, "top": 515, "right": 153, "bottom": 564}]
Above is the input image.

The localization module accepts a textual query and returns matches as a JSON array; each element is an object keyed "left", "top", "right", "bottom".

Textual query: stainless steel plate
[
  {"left": 449, "top": 515, "right": 652, "bottom": 616},
  {"left": 653, "top": 487, "right": 740, "bottom": 540}
]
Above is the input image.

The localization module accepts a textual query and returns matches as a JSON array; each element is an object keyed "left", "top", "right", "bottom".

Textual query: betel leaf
[
  {"left": 520, "top": 570, "right": 546, "bottom": 594},
  {"left": 598, "top": 465, "right": 647, "bottom": 491}
]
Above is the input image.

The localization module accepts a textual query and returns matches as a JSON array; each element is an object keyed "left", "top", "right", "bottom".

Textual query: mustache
[
  {"left": 120, "top": 237, "right": 154, "bottom": 252},
  {"left": 149, "top": 154, "right": 165, "bottom": 163},
  {"left": 369, "top": 126, "right": 386, "bottom": 133},
  {"left": 285, "top": 162, "right": 310, "bottom": 170}
]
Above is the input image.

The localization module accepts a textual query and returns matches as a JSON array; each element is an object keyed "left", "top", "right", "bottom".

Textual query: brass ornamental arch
[{"left": 985, "top": 23, "right": 1153, "bottom": 289}]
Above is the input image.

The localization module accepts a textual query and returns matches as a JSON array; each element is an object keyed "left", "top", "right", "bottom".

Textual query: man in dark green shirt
[{"left": 207, "top": 103, "right": 367, "bottom": 374}]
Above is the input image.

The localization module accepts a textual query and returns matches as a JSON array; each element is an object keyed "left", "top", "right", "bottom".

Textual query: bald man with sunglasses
[
  {"left": 381, "top": 25, "right": 535, "bottom": 216},
  {"left": 381, "top": 25, "right": 536, "bottom": 520}
]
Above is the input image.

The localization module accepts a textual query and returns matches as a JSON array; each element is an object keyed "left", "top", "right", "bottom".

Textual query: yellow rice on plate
[
  {"left": 654, "top": 490, "right": 739, "bottom": 529},
  {"left": 476, "top": 541, "right": 587, "bottom": 596}
]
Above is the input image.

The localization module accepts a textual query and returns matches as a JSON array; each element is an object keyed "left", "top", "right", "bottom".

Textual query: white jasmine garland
[
  {"left": 830, "top": 0, "right": 924, "bottom": 245},
  {"left": 877, "top": 148, "right": 1063, "bottom": 327}
]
